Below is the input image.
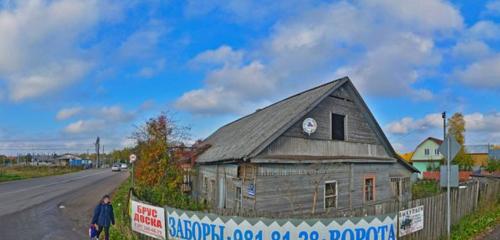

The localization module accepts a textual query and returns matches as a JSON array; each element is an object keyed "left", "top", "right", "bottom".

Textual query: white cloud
[
  {"left": 64, "top": 119, "right": 105, "bottom": 134},
  {"left": 484, "top": 0, "right": 500, "bottom": 16},
  {"left": 467, "top": 21, "right": 500, "bottom": 40},
  {"left": 386, "top": 113, "right": 443, "bottom": 134},
  {"left": 177, "top": 0, "right": 463, "bottom": 114},
  {"left": 455, "top": 55, "right": 500, "bottom": 88},
  {"left": 451, "top": 40, "right": 492, "bottom": 60},
  {"left": 464, "top": 112, "right": 500, "bottom": 132},
  {"left": 176, "top": 46, "right": 275, "bottom": 114},
  {"left": 190, "top": 45, "right": 243, "bottom": 67},
  {"left": 61, "top": 101, "right": 154, "bottom": 135},
  {"left": 119, "top": 21, "right": 167, "bottom": 60},
  {"left": 0, "top": 0, "right": 110, "bottom": 101},
  {"left": 56, "top": 107, "right": 82, "bottom": 120},
  {"left": 386, "top": 112, "right": 500, "bottom": 144}
]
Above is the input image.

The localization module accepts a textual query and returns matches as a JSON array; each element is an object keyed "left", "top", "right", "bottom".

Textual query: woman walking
[{"left": 91, "top": 195, "right": 115, "bottom": 240}]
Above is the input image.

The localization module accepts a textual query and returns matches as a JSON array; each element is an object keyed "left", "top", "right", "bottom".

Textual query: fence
[{"left": 131, "top": 178, "right": 500, "bottom": 240}]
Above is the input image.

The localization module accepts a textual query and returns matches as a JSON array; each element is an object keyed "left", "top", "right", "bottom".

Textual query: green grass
[
  {"left": 412, "top": 180, "right": 442, "bottom": 199},
  {"left": 450, "top": 202, "right": 500, "bottom": 240},
  {"left": 109, "top": 177, "right": 138, "bottom": 240},
  {"left": 0, "top": 166, "right": 80, "bottom": 182}
]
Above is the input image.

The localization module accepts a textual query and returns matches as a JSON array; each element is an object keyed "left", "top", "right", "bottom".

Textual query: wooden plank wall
[{"left": 207, "top": 179, "right": 500, "bottom": 240}]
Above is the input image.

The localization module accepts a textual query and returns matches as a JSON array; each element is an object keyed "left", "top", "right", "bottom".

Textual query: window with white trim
[{"left": 324, "top": 181, "right": 338, "bottom": 209}]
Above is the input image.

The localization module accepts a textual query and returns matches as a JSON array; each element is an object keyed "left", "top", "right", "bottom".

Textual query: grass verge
[
  {"left": 110, "top": 177, "right": 137, "bottom": 240},
  {"left": 0, "top": 166, "right": 81, "bottom": 182},
  {"left": 451, "top": 202, "right": 500, "bottom": 240}
]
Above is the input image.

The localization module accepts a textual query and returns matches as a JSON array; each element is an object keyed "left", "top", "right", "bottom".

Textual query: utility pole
[
  {"left": 442, "top": 112, "right": 446, "bottom": 140},
  {"left": 442, "top": 111, "right": 450, "bottom": 240},
  {"left": 95, "top": 137, "right": 100, "bottom": 168}
]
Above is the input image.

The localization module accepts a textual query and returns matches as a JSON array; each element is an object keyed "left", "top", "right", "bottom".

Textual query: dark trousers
[{"left": 96, "top": 225, "right": 110, "bottom": 240}]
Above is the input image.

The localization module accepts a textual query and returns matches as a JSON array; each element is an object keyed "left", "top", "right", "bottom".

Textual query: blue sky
[{"left": 0, "top": 0, "right": 499, "bottom": 155}]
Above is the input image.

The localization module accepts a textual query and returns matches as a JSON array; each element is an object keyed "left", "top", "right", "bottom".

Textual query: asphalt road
[{"left": 0, "top": 168, "right": 129, "bottom": 240}]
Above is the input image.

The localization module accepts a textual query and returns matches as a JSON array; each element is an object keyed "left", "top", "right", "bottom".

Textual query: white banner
[
  {"left": 166, "top": 208, "right": 397, "bottom": 240},
  {"left": 130, "top": 199, "right": 166, "bottom": 239},
  {"left": 398, "top": 205, "right": 424, "bottom": 236}
]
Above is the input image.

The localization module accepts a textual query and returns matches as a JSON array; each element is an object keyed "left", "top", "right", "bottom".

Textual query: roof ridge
[{"left": 213, "top": 77, "right": 348, "bottom": 131}]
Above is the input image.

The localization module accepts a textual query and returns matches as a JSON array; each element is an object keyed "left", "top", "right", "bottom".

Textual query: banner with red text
[{"left": 130, "top": 199, "right": 166, "bottom": 239}]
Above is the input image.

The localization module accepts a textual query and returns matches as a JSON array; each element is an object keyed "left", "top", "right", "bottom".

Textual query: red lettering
[{"left": 152, "top": 209, "right": 157, "bottom": 218}]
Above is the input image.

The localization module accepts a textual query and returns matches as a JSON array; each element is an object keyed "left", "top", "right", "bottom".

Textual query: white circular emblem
[
  {"left": 302, "top": 118, "right": 317, "bottom": 135},
  {"left": 129, "top": 154, "right": 137, "bottom": 163}
]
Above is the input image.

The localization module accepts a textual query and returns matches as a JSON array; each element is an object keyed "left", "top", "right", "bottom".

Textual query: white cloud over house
[{"left": 176, "top": 0, "right": 464, "bottom": 115}]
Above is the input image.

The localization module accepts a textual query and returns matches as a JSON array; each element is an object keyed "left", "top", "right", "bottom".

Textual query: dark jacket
[{"left": 91, "top": 203, "right": 115, "bottom": 227}]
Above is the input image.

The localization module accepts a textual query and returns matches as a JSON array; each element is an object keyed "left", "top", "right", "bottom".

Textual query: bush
[{"left": 412, "top": 180, "right": 441, "bottom": 199}]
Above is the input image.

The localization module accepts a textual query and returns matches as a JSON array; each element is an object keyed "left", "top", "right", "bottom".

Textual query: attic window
[{"left": 331, "top": 113, "right": 345, "bottom": 141}]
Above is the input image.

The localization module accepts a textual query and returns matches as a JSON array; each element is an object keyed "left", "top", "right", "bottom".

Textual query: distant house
[
  {"left": 464, "top": 145, "right": 489, "bottom": 168},
  {"left": 409, "top": 137, "right": 444, "bottom": 178},
  {"left": 399, "top": 152, "right": 414, "bottom": 163},
  {"left": 489, "top": 145, "right": 500, "bottom": 160},
  {"left": 56, "top": 154, "right": 81, "bottom": 166},
  {"left": 193, "top": 77, "right": 418, "bottom": 214}
]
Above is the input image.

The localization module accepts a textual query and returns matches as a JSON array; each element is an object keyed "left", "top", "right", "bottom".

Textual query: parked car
[
  {"left": 111, "top": 164, "right": 121, "bottom": 172},
  {"left": 120, "top": 163, "right": 128, "bottom": 170}
]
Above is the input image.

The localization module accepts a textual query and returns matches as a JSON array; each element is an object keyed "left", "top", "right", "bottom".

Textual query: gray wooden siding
[
  {"left": 195, "top": 161, "right": 412, "bottom": 214},
  {"left": 254, "top": 163, "right": 412, "bottom": 214},
  {"left": 261, "top": 136, "right": 391, "bottom": 159},
  {"left": 282, "top": 85, "right": 380, "bottom": 145}
]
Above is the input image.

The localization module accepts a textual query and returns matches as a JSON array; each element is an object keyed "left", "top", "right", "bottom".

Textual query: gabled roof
[
  {"left": 465, "top": 145, "right": 489, "bottom": 154},
  {"left": 197, "top": 77, "right": 347, "bottom": 163},
  {"left": 196, "top": 77, "right": 418, "bottom": 172},
  {"left": 413, "top": 137, "right": 443, "bottom": 152}
]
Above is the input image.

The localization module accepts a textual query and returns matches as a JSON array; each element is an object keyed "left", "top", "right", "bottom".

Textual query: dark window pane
[{"left": 332, "top": 113, "right": 345, "bottom": 140}]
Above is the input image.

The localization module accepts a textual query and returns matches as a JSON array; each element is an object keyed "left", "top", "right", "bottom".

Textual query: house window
[
  {"left": 435, "top": 149, "right": 439, "bottom": 155},
  {"left": 364, "top": 177, "right": 375, "bottom": 202},
  {"left": 324, "top": 181, "right": 338, "bottom": 209},
  {"left": 424, "top": 148, "right": 430, "bottom": 155},
  {"left": 332, "top": 113, "right": 345, "bottom": 141},
  {"left": 390, "top": 177, "right": 409, "bottom": 200},
  {"left": 235, "top": 186, "right": 242, "bottom": 210}
]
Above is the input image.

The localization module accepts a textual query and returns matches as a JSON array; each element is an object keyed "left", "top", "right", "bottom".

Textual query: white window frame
[
  {"left": 424, "top": 148, "right": 430, "bottom": 155},
  {"left": 324, "top": 180, "right": 338, "bottom": 209},
  {"left": 235, "top": 186, "right": 242, "bottom": 210}
]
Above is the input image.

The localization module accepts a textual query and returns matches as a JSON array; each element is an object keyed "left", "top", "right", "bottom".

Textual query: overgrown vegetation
[
  {"left": 412, "top": 180, "right": 442, "bottom": 199},
  {"left": 485, "top": 159, "right": 500, "bottom": 173},
  {"left": 450, "top": 202, "right": 500, "bottom": 240},
  {"left": 109, "top": 178, "right": 137, "bottom": 240},
  {"left": 448, "top": 113, "right": 474, "bottom": 171},
  {"left": 0, "top": 166, "right": 80, "bottom": 182},
  {"left": 111, "top": 113, "right": 205, "bottom": 238},
  {"left": 131, "top": 113, "right": 204, "bottom": 210}
]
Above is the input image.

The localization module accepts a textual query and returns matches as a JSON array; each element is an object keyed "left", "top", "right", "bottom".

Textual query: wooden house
[{"left": 192, "top": 77, "right": 418, "bottom": 214}]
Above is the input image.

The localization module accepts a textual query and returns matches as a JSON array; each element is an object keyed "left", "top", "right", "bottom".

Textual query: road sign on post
[
  {"left": 439, "top": 134, "right": 461, "bottom": 240},
  {"left": 129, "top": 154, "right": 137, "bottom": 188}
]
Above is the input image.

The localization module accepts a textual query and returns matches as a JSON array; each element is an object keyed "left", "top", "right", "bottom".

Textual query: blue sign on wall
[{"left": 247, "top": 183, "right": 255, "bottom": 197}]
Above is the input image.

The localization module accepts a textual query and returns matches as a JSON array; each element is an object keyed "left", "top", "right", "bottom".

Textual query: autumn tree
[
  {"left": 131, "top": 112, "right": 202, "bottom": 209},
  {"left": 447, "top": 113, "right": 473, "bottom": 170}
]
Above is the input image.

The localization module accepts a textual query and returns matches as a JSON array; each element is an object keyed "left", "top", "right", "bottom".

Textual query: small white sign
[
  {"left": 129, "top": 154, "right": 137, "bottom": 164},
  {"left": 131, "top": 200, "right": 166, "bottom": 239},
  {"left": 399, "top": 205, "right": 424, "bottom": 236},
  {"left": 302, "top": 118, "right": 318, "bottom": 135}
]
